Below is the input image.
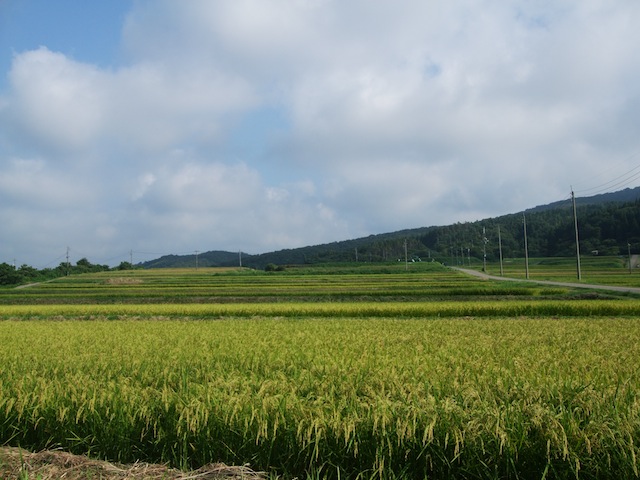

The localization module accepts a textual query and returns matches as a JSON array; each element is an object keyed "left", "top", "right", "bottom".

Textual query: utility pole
[
  {"left": 523, "top": 214, "right": 529, "bottom": 280},
  {"left": 195, "top": 250, "right": 199, "bottom": 270},
  {"left": 482, "top": 227, "right": 487, "bottom": 272},
  {"left": 355, "top": 247, "right": 358, "bottom": 262},
  {"left": 571, "top": 189, "right": 582, "bottom": 280},
  {"left": 498, "top": 225, "right": 504, "bottom": 276},
  {"left": 130, "top": 250, "right": 133, "bottom": 266},
  {"left": 628, "top": 242, "right": 632, "bottom": 274},
  {"left": 66, "top": 246, "right": 70, "bottom": 276},
  {"left": 239, "top": 251, "right": 242, "bottom": 268},
  {"left": 404, "top": 239, "right": 408, "bottom": 270}
]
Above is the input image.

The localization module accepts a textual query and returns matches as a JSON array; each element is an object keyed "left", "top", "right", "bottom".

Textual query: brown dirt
[{"left": 0, "top": 447, "right": 265, "bottom": 480}]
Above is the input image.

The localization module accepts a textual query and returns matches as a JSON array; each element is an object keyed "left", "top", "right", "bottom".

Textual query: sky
[{"left": 1, "top": 0, "right": 640, "bottom": 268}]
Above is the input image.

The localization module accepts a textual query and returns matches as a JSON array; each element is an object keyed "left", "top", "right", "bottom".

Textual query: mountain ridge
[{"left": 139, "top": 186, "right": 640, "bottom": 269}]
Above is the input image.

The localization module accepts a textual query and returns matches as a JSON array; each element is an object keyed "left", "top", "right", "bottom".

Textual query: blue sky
[
  {"left": 1, "top": 0, "right": 640, "bottom": 267},
  {"left": 0, "top": 1, "right": 125, "bottom": 79}
]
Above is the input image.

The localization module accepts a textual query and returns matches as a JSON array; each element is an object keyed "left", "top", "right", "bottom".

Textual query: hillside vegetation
[{"left": 141, "top": 188, "right": 640, "bottom": 270}]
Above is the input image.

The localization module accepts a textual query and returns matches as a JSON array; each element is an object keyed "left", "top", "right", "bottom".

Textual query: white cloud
[
  {"left": 132, "top": 161, "right": 262, "bottom": 212},
  {"left": 105, "top": 62, "right": 257, "bottom": 152},
  {"left": 1, "top": 0, "right": 640, "bottom": 266},
  {"left": 6, "top": 48, "right": 107, "bottom": 153},
  {"left": 4, "top": 47, "right": 259, "bottom": 156},
  {"left": 0, "top": 157, "right": 97, "bottom": 208}
]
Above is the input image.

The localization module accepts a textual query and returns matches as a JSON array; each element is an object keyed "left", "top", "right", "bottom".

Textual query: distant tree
[
  {"left": 71, "top": 258, "right": 109, "bottom": 274},
  {"left": 0, "top": 262, "right": 21, "bottom": 285},
  {"left": 116, "top": 261, "right": 133, "bottom": 271},
  {"left": 76, "top": 258, "right": 92, "bottom": 273},
  {"left": 265, "top": 263, "right": 285, "bottom": 272},
  {"left": 18, "top": 264, "right": 39, "bottom": 280},
  {"left": 55, "top": 262, "right": 70, "bottom": 276},
  {"left": 39, "top": 268, "right": 58, "bottom": 281}
]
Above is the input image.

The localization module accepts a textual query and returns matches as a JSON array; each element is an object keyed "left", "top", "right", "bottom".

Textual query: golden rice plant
[
  {"left": 1, "top": 317, "right": 640, "bottom": 478},
  {"left": 2, "top": 299, "right": 640, "bottom": 320}
]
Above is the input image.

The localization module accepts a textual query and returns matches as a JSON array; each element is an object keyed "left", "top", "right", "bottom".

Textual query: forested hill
[
  {"left": 527, "top": 187, "right": 640, "bottom": 212},
  {"left": 140, "top": 187, "right": 640, "bottom": 269},
  {"left": 140, "top": 251, "right": 241, "bottom": 269}
]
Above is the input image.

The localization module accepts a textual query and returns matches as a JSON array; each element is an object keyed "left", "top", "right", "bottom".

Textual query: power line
[
  {"left": 573, "top": 150, "right": 640, "bottom": 196},
  {"left": 37, "top": 252, "right": 68, "bottom": 269},
  {"left": 576, "top": 166, "right": 640, "bottom": 196}
]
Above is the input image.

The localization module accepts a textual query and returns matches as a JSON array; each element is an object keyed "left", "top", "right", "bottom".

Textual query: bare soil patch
[
  {"left": 0, "top": 447, "right": 265, "bottom": 480},
  {"left": 106, "top": 278, "right": 144, "bottom": 285}
]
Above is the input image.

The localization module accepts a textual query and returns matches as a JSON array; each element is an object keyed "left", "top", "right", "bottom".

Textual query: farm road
[{"left": 452, "top": 267, "right": 640, "bottom": 295}]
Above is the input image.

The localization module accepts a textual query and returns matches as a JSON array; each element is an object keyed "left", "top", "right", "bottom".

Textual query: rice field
[
  {"left": 480, "top": 255, "right": 640, "bottom": 286},
  {"left": 1, "top": 264, "right": 574, "bottom": 305},
  {"left": 1, "top": 263, "right": 640, "bottom": 479}
]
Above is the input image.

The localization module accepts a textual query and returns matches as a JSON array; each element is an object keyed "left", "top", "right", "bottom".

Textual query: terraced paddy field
[
  {"left": 1, "top": 262, "right": 640, "bottom": 479},
  {"left": 1, "top": 265, "right": 577, "bottom": 304},
  {"left": 479, "top": 255, "right": 640, "bottom": 287}
]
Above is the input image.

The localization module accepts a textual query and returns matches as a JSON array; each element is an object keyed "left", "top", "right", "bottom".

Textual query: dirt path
[
  {"left": 14, "top": 278, "right": 57, "bottom": 289},
  {"left": 452, "top": 267, "right": 640, "bottom": 295}
]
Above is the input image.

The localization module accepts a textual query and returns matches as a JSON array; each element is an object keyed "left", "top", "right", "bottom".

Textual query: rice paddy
[{"left": 1, "top": 261, "right": 639, "bottom": 479}]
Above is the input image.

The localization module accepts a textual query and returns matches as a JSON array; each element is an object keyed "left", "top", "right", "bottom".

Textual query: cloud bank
[{"left": 1, "top": 0, "right": 640, "bottom": 266}]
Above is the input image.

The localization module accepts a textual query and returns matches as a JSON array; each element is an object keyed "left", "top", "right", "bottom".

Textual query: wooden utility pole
[
  {"left": 523, "top": 214, "right": 529, "bottom": 280},
  {"left": 498, "top": 225, "right": 504, "bottom": 276},
  {"left": 404, "top": 239, "right": 408, "bottom": 270},
  {"left": 482, "top": 227, "right": 487, "bottom": 272},
  {"left": 571, "top": 190, "right": 582, "bottom": 280}
]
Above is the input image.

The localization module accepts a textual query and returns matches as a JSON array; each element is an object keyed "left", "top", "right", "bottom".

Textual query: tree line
[{"left": 0, "top": 258, "right": 134, "bottom": 286}]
